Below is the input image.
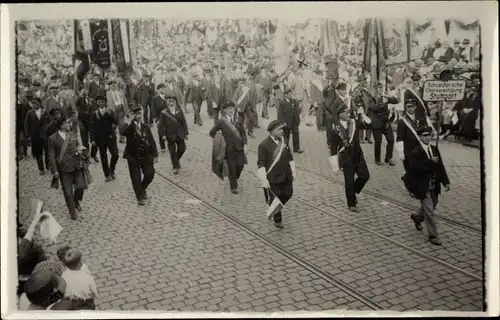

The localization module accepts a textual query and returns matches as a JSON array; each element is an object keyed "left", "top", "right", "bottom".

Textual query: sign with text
[{"left": 422, "top": 80, "right": 467, "bottom": 102}]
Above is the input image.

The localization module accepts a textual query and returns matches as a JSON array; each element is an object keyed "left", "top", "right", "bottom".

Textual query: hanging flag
[
  {"left": 274, "top": 19, "right": 289, "bottom": 77},
  {"left": 362, "top": 19, "right": 387, "bottom": 97}
]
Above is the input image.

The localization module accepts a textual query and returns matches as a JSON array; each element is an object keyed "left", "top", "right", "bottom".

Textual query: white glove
[
  {"left": 328, "top": 156, "right": 339, "bottom": 174},
  {"left": 257, "top": 167, "right": 270, "bottom": 188},
  {"left": 399, "top": 153, "right": 405, "bottom": 161}
]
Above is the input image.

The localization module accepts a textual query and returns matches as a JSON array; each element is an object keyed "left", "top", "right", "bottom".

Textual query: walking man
[
  {"left": 256, "top": 120, "right": 296, "bottom": 228},
  {"left": 24, "top": 97, "right": 51, "bottom": 175},
  {"left": 277, "top": 88, "right": 303, "bottom": 153},
  {"left": 158, "top": 95, "right": 189, "bottom": 174},
  {"left": 120, "top": 107, "right": 158, "bottom": 206},
  {"left": 90, "top": 95, "right": 119, "bottom": 182},
  {"left": 407, "top": 126, "right": 450, "bottom": 245}
]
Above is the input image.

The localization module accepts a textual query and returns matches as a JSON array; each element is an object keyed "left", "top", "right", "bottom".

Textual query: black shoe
[
  {"left": 110, "top": 172, "right": 116, "bottom": 180},
  {"left": 349, "top": 206, "right": 358, "bottom": 212},
  {"left": 161, "top": 149, "right": 167, "bottom": 153},
  {"left": 105, "top": 176, "right": 112, "bottom": 182},
  {"left": 410, "top": 214, "right": 423, "bottom": 231},
  {"left": 365, "top": 138, "right": 373, "bottom": 144},
  {"left": 274, "top": 221, "right": 284, "bottom": 228},
  {"left": 138, "top": 199, "right": 146, "bottom": 206},
  {"left": 429, "top": 237, "right": 442, "bottom": 245},
  {"left": 375, "top": 161, "right": 384, "bottom": 166},
  {"left": 294, "top": 149, "right": 304, "bottom": 154},
  {"left": 93, "top": 156, "right": 100, "bottom": 163},
  {"left": 173, "top": 168, "right": 179, "bottom": 174},
  {"left": 354, "top": 195, "right": 358, "bottom": 205},
  {"left": 75, "top": 201, "right": 82, "bottom": 211},
  {"left": 39, "top": 170, "right": 45, "bottom": 176},
  {"left": 385, "top": 159, "right": 396, "bottom": 166},
  {"left": 143, "top": 191, "right": 149, "bottom": 200},
  {"left": 231, "top": 188, "right": 239, "bottom": 194},
  {"left": 248, "top": 133, "right": 255, "bottom": 138}
]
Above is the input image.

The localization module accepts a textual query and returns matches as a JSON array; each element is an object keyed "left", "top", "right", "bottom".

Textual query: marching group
[{"left": 15, "top": 22, "right": 482, "bottom": 310}]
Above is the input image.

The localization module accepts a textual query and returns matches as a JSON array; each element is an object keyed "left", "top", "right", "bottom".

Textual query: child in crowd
[{"left": 61, "top": 249, "right": 97, "bottom": 310}]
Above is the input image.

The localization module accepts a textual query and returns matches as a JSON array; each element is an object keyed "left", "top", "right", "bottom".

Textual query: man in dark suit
[
  {"left": 87, "top": 73, "right": 106, "bottom": 101},
  {"left": 396, "top": 99, "right": 424, "bottom": 196},
  {"left": 328, "top": 101, "right": 371, "bottom": 212},
  {"left": 151, "top": 84, "right": 168, "bottom": 152},
  {"left": 277, "top": 88, "right": 303, "bottom": 153},
  {"left": 209, "top": 102, "right": 247, "bottom": 194},
  {"left": 158, "top": 95, "right": 189, "bottom": 174},
  {"left": 119, "top": 107, "right": 158, "bottom": 206},
  {"left": 75, "top": 87, "right": 98, "bottom": 163},
  {"left": 185, "top": 73, "right": 205, "bottom": 126},
  {"left": 137, "top": 73, "right": 155, "bottom": 126},
  {"left": 366, "top": 83, "right": 398, "bottom": 166},
  {"left": 319, "top": 80, "right": 343, "bottom": 148},
  {"left": 407, "top": 126, "right": 450, "bottom": 246},
  {"left": 47, "top": 116, "right": 86, "bottom": 220},
  {"left": 24, "top": 98, "right": 51, "bottom": 174},
  {"left": 256, "top": 120, "right": 296, "bottom": 228},
  {"left": 90, "top": 95, "right": 119, "bottom": 182}
]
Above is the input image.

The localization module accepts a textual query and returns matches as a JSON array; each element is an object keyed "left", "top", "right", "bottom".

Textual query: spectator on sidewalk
[{"left": 61, "top": 249, "right": 98, "bottom": 310}]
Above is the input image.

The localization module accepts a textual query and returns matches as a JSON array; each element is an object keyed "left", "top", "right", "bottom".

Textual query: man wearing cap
[
  {"left": 137, "top": 72, "right": 155, "bottom": 126},
  {"left": 120, "top": 107, "right": 158, "bottom": 206},
  {"left": 256, "top": 120, "right": 295, "bottom": 228},
  {"left": 90, "top": 95, "right": 119, "bottom": 182},
  {"left": 232, "top": 73, "right": 257, "bottom": 138},
  {"left": 396, "top": 98, "right": 424, "bottom": 196},
  {"left": 158, "top": 94, "right": 189, "bottom": 174},
  {"left": 209, "top": 101, "right": 247, "bottom": 194},
  {"left": 328, "top": 101, "right": 371, "bottom": 212},
  {"left": 24, "top": 97, "right": 51, "bottom": 174},
  {"left": 367, "top": 83, "right": 398, "bottom": 166},
  {"left": 42, "top": 84, "right": 64, "bottom": 119},
  {"left": 406, "top": 126, "right": 450, "bottom": 246},
  {"left": 106, "top": 80, "right": 129, "bottom": 144},
  {"left": 48, "top": 116, "right": 86, "bottom": 220},
  {"left": 277, "top": 87, "right": 304, "bottom": 154},
  {"left": 209, "top": 72, "right": 225, "bottom": 124}
]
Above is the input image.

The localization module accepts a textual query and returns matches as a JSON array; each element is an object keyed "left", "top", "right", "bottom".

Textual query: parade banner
[
  {"left": 381, "top": 19, "right": 409, "bottom": 65},
  {"left": 363, "top": 18, "right": 387, "bottom": 96},
  {"left": 111, "top": 19, "right": 133, "bottom": 74},
  {"left": 90, "top": 20, "right": 112, "bottom": 69}
]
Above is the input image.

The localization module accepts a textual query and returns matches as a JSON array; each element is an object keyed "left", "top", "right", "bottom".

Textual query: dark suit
[
  {"left": 137, "top": 81, "right": 155, "bottom": 125},
  {"left": 407, "top": 144, "right": 450, "bottom": 238},
  {"left": 257, "top": 136, "right": 294, "bottom": 223},
  {"left": 24, "top": 108, "right": 50, "bottom": 171},
  {"left": 17, "top": 100, "right": 30, "bottom": 157},
  {"left": 320, "top": 87, "right": 341, "bottom": 146},
  {"left": 75, "top": 95, "right": 98, "bottom": 158},
  {"left": 367, "top": 96, "right": 398, "bottom": 162},
  {"left": 119, "top": 120, "right": 158, "bottom": 201},
  {"left": 277, "top": 98, "right": 301, "bottom": 151},
  {"left": 185, "top": 80, "right": 205, "bottom": 125},
  {"left": 91, "top": 109, "right": 119, "bottom": 178},
  {"left": 87, "top": 81, "right": 106, "bottom": 100},
  {"left": 396, "top": 114, "right": 422, "bottom": 191},
  {"left": 151, "top": 95, "right": 167, "bottom": 149},
  {"left": 209, "top": 116, "right": 247, "bottom": 190},
  {"left": 47, "top": 131, "right": 85, "bottom": 219},
  {"left": 158, "top": 105, "right": 189, "bottom": 169},
  {"left": 330, "top": 116, "right": 371, "bottom": 207}
]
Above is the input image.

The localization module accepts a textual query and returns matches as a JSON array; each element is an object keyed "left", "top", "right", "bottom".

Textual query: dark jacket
[
  {"left": 277, "top": 98, "right": 301, "bottom": 128},
  {"left": 24, "top": 109, "right": 50, "bottom": 140},
  {"left": 47, "top": 131, "right": 81, "bottom": 174},
  {"left": 90, "top": 109, "right": 118, "bottom": 145},
  {"left": 367, "top": 95, "right": 398, "bottom": 129},
  {"left": 151, "top": 95, "right": 166, "bottom": 121},
  {"left": 209, "top": 116, "right": 247, "bottom": 167},
  {"left": 137, "top": 81, "right": 154, "bottom": 107},
  {"left": 257, "top": 136, "right": 294, "bottom": 185},
  {"left": 119, "top": 121, "right": 158, "bottom": 160},
  {"left": 75, "top": 95, "right": 96, "bottom": 129},
  {"left": 396, "top": 114, "right": 421, "bottom": 157},
  {"left": 407, "top": 144, "right": 450, "bottom": 200},
  {"left": 157, "top": 105, "right": 189, "bottom": 141},
  {"left": 329, "top": 115, "right": 370, "bottom": 168}
]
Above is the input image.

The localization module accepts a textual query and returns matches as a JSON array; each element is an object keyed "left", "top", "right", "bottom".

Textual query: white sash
[
  {"left": 400, "top": 116, "right": 431, "bottom": 159},
  {"left": 337, "top": 119, "right": 356, "bottom": 154},
  {"left": 237, "top": 89, "right": 249, "bottom": 106},
  {"left": 267, "top": 137, "right": 285, "bottom": 175}
]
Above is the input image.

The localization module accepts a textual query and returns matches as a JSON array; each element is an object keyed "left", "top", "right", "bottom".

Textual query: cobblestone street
[{"left": 17, "top": 107, "right": 484, "bottom": 312}]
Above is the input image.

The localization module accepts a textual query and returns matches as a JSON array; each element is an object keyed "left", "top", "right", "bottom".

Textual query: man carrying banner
[
  {"left": 396, "top": 98, "right": 424, "bottom": 197},
  {"left": 257, "top": 120, "right": 296, "bottom": 228},
  {"left": 209, "top": 102, "right": 247, "bottom": 194},
  {"left": 328, "top": 98, "right": 371, "bottom": 213}
]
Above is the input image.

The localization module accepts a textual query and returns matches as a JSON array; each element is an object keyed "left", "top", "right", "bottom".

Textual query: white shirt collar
[
  {"left": 340, "top": 119, "right": 348, "bottom": 128},
  {"left": 58, "top": 130, "right": 67, "bottom": 139},
  {"left": 270, "top": 135, "right": 280, "bottom": 144}
]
